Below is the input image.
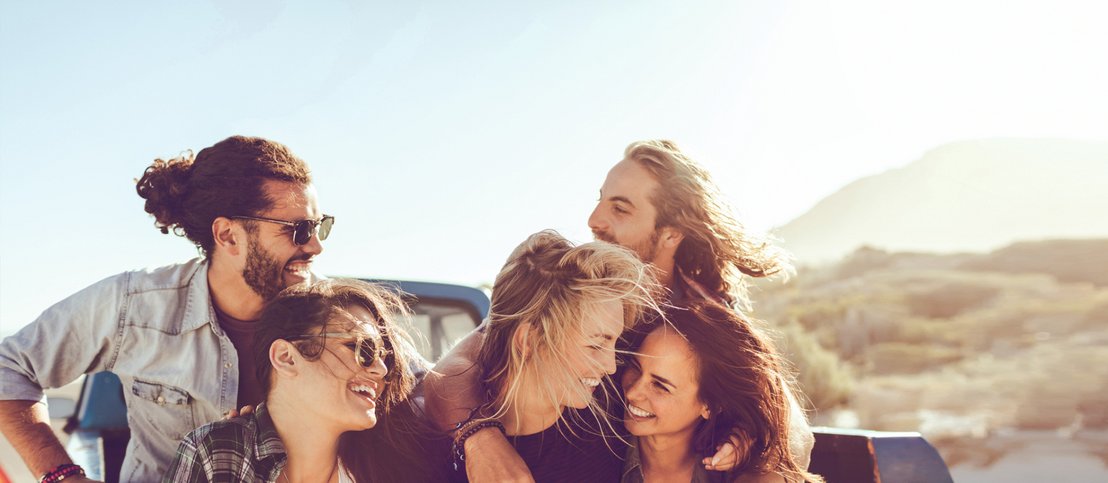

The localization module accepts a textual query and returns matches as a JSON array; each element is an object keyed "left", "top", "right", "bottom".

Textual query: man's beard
[
  {"left": 593, "top": 229, "right": 661, "bottom": 265},
  {"left": 242, "top": 233, "right": 285, "bottom": 300}
]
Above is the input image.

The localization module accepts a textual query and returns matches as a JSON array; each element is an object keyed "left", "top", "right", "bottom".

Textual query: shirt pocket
[{"left": 130, "top": 378, "right": 198, "bottom": 440}]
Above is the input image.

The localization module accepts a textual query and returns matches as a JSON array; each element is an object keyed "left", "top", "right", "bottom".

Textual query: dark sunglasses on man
[{"left": 231, "top": 214, "right": 335, "bottom": 246}]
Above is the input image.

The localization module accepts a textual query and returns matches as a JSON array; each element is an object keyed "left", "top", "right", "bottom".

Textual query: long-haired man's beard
[
  {"left": 243, "top": 235, "right": 285, "bottom": 300},
  {"left": 630, "top": 230, "right": 662, "bottom": 265},
  {"left": 595, "top": 229, "right": 661, "bottom": 265}
]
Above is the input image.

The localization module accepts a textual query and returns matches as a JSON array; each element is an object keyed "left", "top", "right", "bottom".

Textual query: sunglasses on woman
[
  {"left": 288, "top": 332, "right": 390, "bottom": 368},
  {"left": 231, "top": 215, "right": 335, "bottom": 246}
]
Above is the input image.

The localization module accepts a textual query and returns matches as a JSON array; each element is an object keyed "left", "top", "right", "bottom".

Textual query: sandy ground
[
  {"left": 948, "top": 430, "right": 1108, "bottom": 482},
  {"left": 950, "top": 446, "right": 1108, "bottom": 481}
]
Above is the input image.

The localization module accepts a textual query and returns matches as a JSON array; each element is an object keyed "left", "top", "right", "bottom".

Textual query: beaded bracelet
[
  {"left": 451, "top": 406, "right": 484, "bottom": 435},
  {"left": 451, "top": 419, "right": 506, "bottom": 471},
  {"left": 41, "top": 463, "right": 85, "bottom": 483}
]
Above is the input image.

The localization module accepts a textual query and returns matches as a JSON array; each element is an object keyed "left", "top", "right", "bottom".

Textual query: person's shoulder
[
  {"left": 183, "top": 412, "right": 261, "bottom": 451},
  {"left": 28, "top": 261, "right": 205, "bottom": 320},
  {"left": 123, "top": 258, "right": 208, "bottom": 294},
  {"left": 170, "top": 412, "right": 273, "bottom": 482}
]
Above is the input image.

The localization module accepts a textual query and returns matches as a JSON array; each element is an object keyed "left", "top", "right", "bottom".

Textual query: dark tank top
[{"left": 450, "top": 408, "right": 627, "bottom": 483}]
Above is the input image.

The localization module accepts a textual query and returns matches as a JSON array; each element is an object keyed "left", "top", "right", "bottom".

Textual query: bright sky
[{"left": 2, "top": 0, "right": 1106, "bottom": 335}]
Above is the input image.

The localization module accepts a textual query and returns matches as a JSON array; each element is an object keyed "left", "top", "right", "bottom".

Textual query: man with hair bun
[{"left": 0, "top": 136, "right": 334, "bottom": 481}]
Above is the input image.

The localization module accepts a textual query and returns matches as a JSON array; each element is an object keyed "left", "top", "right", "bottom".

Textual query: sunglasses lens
[
  {"left": 291, "top": 217, "right": 333, "bottom": 246},
  {"left": 357, "top": 338, "right": 377, "bottom": 368},
  {"left": 292, "top": 221, "right": 311, "bottom": 245},
  {"left": 318, "top": 216, "right": 334, "bottom": 241}
]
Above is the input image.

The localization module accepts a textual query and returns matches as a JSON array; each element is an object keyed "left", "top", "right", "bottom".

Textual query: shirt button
[
  {"left": 156, "top": 396, "right": 166, "bottom": 405},
  {"left": 225, "top": 362, "right": 233, "bottom": 369}
]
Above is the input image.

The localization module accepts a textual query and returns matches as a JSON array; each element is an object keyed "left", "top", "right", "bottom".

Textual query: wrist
[
  {"left": 461, "top": 422, "right": 505, "bottom": 451},
  {"left": 40, "top": 463, "right": 85, "bottom": 483},
  {"left": 452, "top": 419, "right": 506, "bottom": 471}
]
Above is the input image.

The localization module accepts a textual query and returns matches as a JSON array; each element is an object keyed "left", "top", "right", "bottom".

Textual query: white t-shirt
[{"left": 339, "top": 465, "right": 355, "bottom": 483}]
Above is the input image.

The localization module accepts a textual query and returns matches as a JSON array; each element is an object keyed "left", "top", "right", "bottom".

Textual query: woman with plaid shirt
[{"left": 164, "top": 279, "right": 443, "bottom": 483}]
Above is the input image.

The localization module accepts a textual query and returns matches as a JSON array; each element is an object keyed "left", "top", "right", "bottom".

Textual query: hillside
[
  {"left": 775, "top": 139, "right": 1108, "bottom": 263},
  {"left": 758, "top": 239, "right": 1108, "bottom": 472}
]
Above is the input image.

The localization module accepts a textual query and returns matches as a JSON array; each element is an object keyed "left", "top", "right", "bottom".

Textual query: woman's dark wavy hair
[
  {"left": 635, "top": 301, "right": 822, "bottom": 482},
  {"left": 254, "top": 279, "right": 446, "bottom": 483},
  {"left": 135, "top": 135, "right": 311, "bottom": 256}
]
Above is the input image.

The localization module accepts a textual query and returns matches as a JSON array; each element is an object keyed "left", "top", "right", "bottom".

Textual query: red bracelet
[{"left": 41, "top": 464, "right": 85, "bottom": 483}]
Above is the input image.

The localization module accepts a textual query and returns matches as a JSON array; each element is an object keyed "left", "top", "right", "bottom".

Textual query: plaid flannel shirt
[{"left": 163, "top": 402, "right": 288, "bottom": 482}]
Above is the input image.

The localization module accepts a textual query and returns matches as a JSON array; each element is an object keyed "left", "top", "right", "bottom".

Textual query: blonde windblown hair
[{"left": 476, "top": 230, "right": 660, "bottom": 437}]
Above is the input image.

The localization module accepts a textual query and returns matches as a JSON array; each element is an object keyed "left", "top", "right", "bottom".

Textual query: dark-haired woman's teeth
[{"left": 628, "top": 404, "right": 655, "bottom": 418}]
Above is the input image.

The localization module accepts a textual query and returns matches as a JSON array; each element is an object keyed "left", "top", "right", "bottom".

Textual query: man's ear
[
  {"left": 659, "top": 226, "right": 685, "bottom": 249},
  {"left": 270, "top": 340, "right": 300, "bottom": 378},
  {"left": 211, "top": 217, "right": 243, "bottom": 257}
]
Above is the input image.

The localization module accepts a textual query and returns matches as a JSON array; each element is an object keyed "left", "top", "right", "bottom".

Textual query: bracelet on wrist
[
  {"left": 451, "top": 406, "right": 484, "bottom": 436},
  {"left": 451, "top": 419, "right": 506, "bottom": 471},
  {"left": 41, "top": 463, "right": 85, "bottom": 483}
]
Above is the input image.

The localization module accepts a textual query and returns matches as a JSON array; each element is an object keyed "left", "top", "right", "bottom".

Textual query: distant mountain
[
  {"left": 960, "top": 238, "right": 1108, "bottom": 287},
  {"left": 776, "top": 139, "right": 1108, "bottom": 264},
  {"left": 830, "top": 239, "right": 1108, "bottom": 287}
]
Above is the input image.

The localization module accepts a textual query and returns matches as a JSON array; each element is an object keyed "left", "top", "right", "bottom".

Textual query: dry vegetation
[{"left": 753, "top": 239, "right": 1108, "bottom": 468}]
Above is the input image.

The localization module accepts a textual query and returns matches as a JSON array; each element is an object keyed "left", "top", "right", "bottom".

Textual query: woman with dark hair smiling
[
  {"left": 164, "top": 279, "right": 441, "bottom": 483},
  {"left": 621, "top": 302, "right": 823, "bottom": 483}
]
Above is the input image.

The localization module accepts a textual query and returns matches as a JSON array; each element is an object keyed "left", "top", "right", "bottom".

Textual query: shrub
[
  {"left": 866, "top": 342, "right": 963, "bottom": 375},
  {"left": 775, "top": 322, "right": 854, "bottom": 411}
]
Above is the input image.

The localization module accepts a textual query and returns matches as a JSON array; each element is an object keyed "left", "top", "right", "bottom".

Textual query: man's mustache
[
  {"left": 592, "top": 230, "right": 616, "bottom": 244},
  {"left": 285, "top": 254, "right": 314, "bottom": 264}
]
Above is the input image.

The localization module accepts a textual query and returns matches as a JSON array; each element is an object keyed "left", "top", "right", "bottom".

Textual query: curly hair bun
[{"left": 135, "top": 153, "right": 194, "bottom": 235}]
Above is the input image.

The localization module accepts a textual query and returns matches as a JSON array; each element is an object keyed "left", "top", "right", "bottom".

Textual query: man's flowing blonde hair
[
  {"left": 476, "top": 230, "right": 660, "bottom": 437},
  {"left": 624, "top": 140, "right": 791, "bottom": 310}
]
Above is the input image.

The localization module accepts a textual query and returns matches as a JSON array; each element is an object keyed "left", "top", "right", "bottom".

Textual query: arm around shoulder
[
  {"left": 419, "top": 325, "right": 535, "bottom": 483},
  {"left": 422, "top": 326, "right": 488, "bottom": 431}
]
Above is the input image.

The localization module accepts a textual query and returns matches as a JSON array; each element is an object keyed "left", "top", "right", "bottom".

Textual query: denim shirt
[{"left": 0, "top": 258, "right": 242, "bottom": 481}]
